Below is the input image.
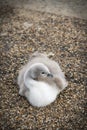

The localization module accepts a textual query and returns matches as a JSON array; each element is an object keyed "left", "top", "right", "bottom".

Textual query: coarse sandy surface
[
  {"left": 0, "top": 0, "right": 87, "bottom": 19},
  {"left": 0, "top": 4, "right": 87, "bottom": 130}
]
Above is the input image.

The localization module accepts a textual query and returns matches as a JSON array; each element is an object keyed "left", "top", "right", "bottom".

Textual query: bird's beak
[{"left": 47, "top": 73, "right": 53, "bottom": 78}]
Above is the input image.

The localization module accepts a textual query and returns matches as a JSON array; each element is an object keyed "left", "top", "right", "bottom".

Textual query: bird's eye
[
  {"left": 41, "top": 72, "right": 45, "bottom": 74},
  {"left": 41, "top": 72, "right": 47, "bottom": 77}
]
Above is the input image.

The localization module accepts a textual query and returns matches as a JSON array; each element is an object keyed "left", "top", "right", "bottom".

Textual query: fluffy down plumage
[{"left": 18, "top": 52, "right": 68, "bottom": 107}]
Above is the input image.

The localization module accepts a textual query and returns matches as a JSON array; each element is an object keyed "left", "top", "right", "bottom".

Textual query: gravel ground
[
  {"left": 1, "top": 0, "right": 87, "bottom": 19},
  {"left": 0, "top": 5, "right": 87, "bottom": 130}
]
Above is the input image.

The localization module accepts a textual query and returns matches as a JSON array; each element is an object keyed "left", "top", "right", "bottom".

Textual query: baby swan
[{"left": 18, "top": 52, "right": 68, "bottom": 107}]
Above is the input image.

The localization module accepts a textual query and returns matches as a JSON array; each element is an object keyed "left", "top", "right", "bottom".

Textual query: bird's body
[
  {"left": 18, "top": 52, "right": 68, "bottom": 107},
  {"left": 25, "top": 80, "right": 58, "bottom": 107}
]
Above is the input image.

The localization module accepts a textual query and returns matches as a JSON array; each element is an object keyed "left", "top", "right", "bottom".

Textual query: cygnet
[{"left": 18, "top": 52, "right": 68, "bottom": 107}]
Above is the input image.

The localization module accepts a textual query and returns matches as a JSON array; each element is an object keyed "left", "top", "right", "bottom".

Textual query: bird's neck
[{"left": 24, "top": 76, "right": 38, "bottom": 89}]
